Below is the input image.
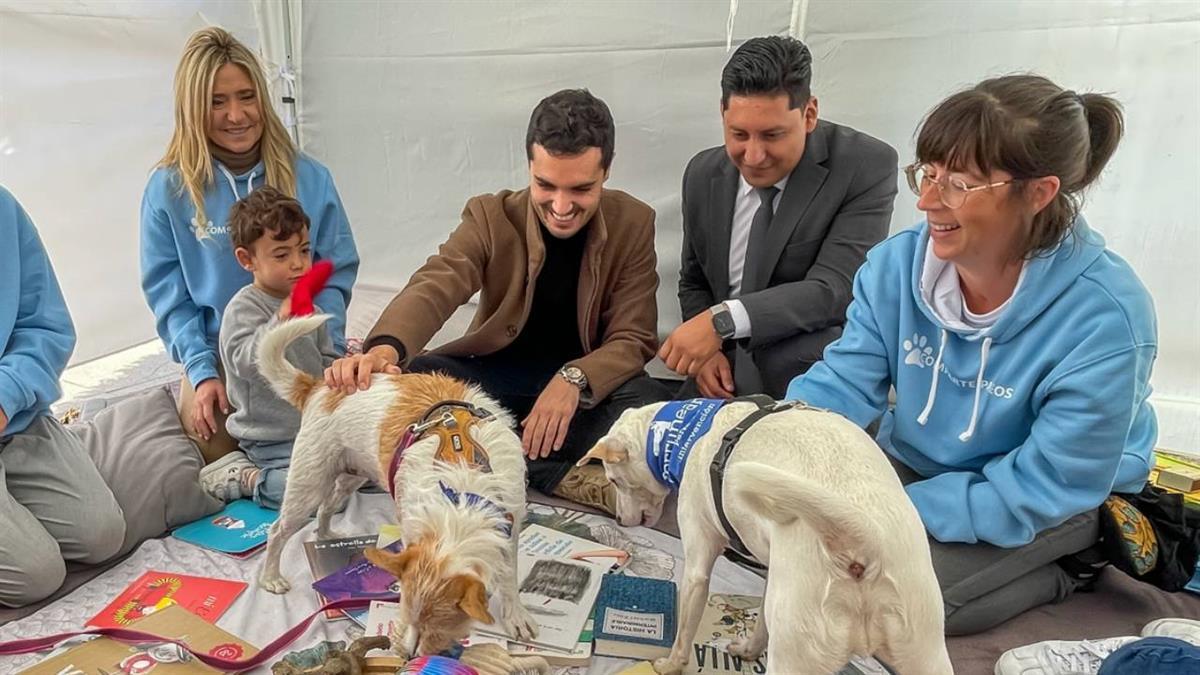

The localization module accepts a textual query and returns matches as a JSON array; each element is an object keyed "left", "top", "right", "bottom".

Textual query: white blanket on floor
[{"left": 0, "top": 492, "right": 765, "bottom": 674}]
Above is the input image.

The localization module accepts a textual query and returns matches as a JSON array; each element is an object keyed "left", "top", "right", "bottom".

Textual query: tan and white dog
[
  {"left": 578, "top": 400, "right": 952, "bottom": 675},
  {"left": 254, "top": 315, "right": 537, "bottom": 657}
]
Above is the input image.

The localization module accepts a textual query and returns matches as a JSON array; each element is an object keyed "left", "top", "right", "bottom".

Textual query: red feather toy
[{"left": 290, "top": 260, "right": 334, "bottom": 316}]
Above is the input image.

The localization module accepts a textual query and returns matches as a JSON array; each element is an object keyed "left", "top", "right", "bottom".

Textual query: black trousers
[{"left": 407, "top": 353, "right": 673, "bottom": 493}]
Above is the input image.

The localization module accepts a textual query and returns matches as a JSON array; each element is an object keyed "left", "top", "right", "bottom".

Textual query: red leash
[{"left": 0, "top": 595, "right": 396, "bottom": 672}]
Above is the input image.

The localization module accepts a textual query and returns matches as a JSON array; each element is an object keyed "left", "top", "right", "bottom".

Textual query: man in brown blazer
[{"left": 325, "top": 89, "right": 670, "bottom": 508}]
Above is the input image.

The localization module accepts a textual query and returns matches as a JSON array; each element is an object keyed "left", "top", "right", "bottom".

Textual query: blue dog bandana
[{"left": 646, "top": 399, "right": 726, "bottom": 489}]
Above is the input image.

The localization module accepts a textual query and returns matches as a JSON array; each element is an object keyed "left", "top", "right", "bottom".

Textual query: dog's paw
[
  {"left": 258, "top": 572, "right": 291, "bottom": 594},
  {"left": 316, "top": 527, "right": 347, "bottom": 540},
  {"left": 653, "top": 656, "right": 685, "bottom": 675},
  {"left": 501, "top": 603, "right": 539, "bottom": 641},
  {"left": 728, "top": 636, "right": 765, "bottom": 660}
]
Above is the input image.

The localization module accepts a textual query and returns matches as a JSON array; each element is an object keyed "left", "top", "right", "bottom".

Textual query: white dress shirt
[{"left": 723, "top": 174, "right": 788, "bottom": 339}]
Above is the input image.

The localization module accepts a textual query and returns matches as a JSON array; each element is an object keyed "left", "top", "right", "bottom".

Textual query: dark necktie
[
  {"left": 733, "top": 185, "right": 778, "bottom": 396},
  {"left": 741, "top": 185, "right": 779, "bottom": 294}
]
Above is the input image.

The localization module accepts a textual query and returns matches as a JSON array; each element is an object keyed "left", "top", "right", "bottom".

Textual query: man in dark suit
[{"left": 659, "top": 35, "right": 899, "bottom": 399}]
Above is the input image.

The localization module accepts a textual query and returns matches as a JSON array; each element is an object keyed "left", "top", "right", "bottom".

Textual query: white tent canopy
[{"left": 1, "top": 0, "right": 1197, "bottom": 453}]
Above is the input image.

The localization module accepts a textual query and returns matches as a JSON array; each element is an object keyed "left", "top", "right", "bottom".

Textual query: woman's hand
[{"left": 193, "top": 378, "right": 229, "bottom": 441}]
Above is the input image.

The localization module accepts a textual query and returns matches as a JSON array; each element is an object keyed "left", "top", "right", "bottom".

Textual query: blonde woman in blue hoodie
[
  {"left": 0, "top": 187, "right": 125, "bottom": 607},
  {"left": 141, "top": 27, "right": 358, "bottom": 462},
  {"left": 788, "top": 75, "right": 1156, "bottom": 635}
]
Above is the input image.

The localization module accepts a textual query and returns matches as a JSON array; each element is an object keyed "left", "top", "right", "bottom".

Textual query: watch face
[{"left": 713, "top": 311, "right": 735, "bottom": 337}]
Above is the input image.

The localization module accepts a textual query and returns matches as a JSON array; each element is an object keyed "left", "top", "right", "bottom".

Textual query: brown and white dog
[
  {"left": 579, "top": 401, "right": 952, "bottom": 675},
  {"left": 254, "top": 314, "right": 537, "bottom": 657}
]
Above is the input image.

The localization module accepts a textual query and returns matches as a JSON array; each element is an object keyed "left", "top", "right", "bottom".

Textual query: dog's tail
[
  {"left": 255, "top": 313, "right": 330, "bottom": 410},
  {"left": 727, "top": 461, "right": 883, "bottom": 582}
]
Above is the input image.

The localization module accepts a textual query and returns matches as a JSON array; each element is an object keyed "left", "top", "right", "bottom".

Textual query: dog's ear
[
  {"left": 448, "top": 574, "right": 494, "bottom": 624},
  {"left": 576, "top": 438, "right": 628, "bottom": 467},
  {"left": 365, "top": 546, "right": 416, "bottom": 579}
]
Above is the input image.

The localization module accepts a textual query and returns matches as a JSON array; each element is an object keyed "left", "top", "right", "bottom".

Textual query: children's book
[
  {"left": 689, "top": 594, "right": 767, "bottom": 674},
  {"left": 592, "top": 574, "right": 676, "bottom": 660},
  {"left": 474, "top": 553, "right": 606, "bottom": 652},
  {"left": 24, "top": 604, "right": 257, "bottom": 674},
  {"left": 85, "top": 571, "right": 247, "bottom": 629},
  {"left": 518, "top": 523, "right": 628, "bottom": 573},
  {"left": 172, "top": 499, "right": 278, "bottom": 555},
  {"left": 505, "top": 618, "right": 594, "bottom": 667},
  {"left": 303, "top": 534, "right": 378, "bottom": 619},
  {"left": 311, "top": 541, "right": 403, "bottom": 605}
]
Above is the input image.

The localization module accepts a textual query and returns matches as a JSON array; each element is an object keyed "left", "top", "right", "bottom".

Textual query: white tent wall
[
  {"left": 800, "top": 0, "right": 1200, "bottom": 454},
  {"left": 296, "top": 0, "right": 792, "bottom": 345},
  {"left": 0, "top": 0, "right": 260, "bottom": 362}
]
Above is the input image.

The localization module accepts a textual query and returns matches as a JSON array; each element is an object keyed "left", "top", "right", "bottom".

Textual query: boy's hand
[
  {"left": 324, "top": 345, "right": 401, "bottom": 395},
  {"left": 193, "top": 378, "right": 229, "bottom": 441},
  {"left": 0, "top": 407, "right": 8, "bottom": 437},
  {"left": 277, "top": 297, "right": 293, "bottom": 320},
  {"left": 695, "top": 352, "right": 734, "bottom": 399}
]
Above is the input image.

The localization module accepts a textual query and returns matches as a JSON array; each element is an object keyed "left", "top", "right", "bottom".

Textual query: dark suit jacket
[{"left": 678, "top": 119, "right": 898, "bottom": 350}]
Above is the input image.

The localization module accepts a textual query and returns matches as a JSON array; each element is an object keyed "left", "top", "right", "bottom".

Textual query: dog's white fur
[
  {"left": 581, "top": 402, "right": 952, "bottom": 675},
  {"left": 254, "top": 315, "right": 537, "bottom": 657}
]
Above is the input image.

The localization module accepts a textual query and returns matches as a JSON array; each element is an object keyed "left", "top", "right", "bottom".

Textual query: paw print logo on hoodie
[{"left": 903, "top": 333, "right": 935, "bottom": 368}]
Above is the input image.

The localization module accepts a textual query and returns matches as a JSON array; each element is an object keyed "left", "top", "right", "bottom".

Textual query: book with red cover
[{"left": 85, "top": 570, "right": 248, "bottom": 629}]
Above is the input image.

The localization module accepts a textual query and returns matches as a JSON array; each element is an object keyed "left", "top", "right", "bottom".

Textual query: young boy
[{"left": 198, "top": 187, "right": 339, "bottom": 508}]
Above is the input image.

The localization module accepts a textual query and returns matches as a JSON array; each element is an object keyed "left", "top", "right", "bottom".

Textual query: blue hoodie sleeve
[
  {"left": 0, "top": 199, "right": 75, "bottom": 424},
  {"left": 785, "top": 259, "right": 892, "bottom": 428},
  {"left": 309, "top": 169, "right": 358, "bottom": 351},
  {"left": 907, "top": 343, "right": 1154, "bottom": 547},
  {"left": 139, "top": 187, "right": 220, "bottom": 387}
]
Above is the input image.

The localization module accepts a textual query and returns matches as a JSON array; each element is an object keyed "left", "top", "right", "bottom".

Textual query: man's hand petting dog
[
  {"left": 324, "top": 344, "right": 402, "bottom": 394},
  {"left": 521, "top": 376, "right": 579, "bottom": 459},
  {"left": 192, "top": 377, "right": 229, "bottom": 441},
  {"left": 659, "top": 311, "right": 723, "bottom": 376}
]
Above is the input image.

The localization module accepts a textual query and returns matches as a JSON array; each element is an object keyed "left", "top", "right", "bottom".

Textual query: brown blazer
[{"left": 367, "top": 188, "right": 659, "bottom": 404}]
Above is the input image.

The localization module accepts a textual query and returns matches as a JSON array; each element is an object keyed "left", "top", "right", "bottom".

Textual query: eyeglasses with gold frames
[{"left": 904, "top": 162, "right": 1016, "bottom": 209}]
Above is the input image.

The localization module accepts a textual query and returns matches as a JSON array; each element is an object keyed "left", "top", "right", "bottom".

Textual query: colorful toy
[
  {"left": 290, "top": 259, "right": 334, "bottom": 316},
  {"left": 400, "top": 655, "right": 479, "bottom": 675}
]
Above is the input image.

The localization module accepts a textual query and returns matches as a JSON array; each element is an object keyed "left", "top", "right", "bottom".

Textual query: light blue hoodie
[
  {"left": 140, "top": 154, "right": 358, "bottom": 387},
  {"left": 0, "top": 186, "right": 76, "bottom": 439},
  {"left": 787, "top": 218, "right": 1157, "bottom": 548}
]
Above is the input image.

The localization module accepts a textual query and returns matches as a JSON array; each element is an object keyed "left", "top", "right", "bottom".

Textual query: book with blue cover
[
  {"left": 171, "top": 500, "right": 278, "bottom": 554},
  {"left": 592, "top": 574, "right": 676, "bottom": 660}
]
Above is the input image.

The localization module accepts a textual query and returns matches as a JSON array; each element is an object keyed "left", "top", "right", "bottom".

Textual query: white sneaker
[
  {"left": 198, "top": 451, "right": 256, "bottom": 502},
  {"left": 993, "top": 636, "right": 1140, "bottom": 675},
  {"left": 1142, "top": 617, "right": 1200, "bottom": 646}
]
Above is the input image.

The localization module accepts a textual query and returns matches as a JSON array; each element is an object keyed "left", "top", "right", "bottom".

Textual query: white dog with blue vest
[{"left": 577, "top": 397, "right": 952, "bottom": 675}]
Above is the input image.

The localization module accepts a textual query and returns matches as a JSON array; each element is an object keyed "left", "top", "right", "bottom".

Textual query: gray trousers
[
  {"left": 889, "top": 456, "right": 1098, "bottom": 635},
  {"left": 0, "top": 415, "right": 125, "bottom": 607}
]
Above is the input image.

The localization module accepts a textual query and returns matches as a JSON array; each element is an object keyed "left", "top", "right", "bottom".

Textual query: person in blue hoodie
[
  {"left": 787, "top": 75, "right": 1157, "bottom": 635},
  {"left": 141, "top": 27, "right": 358, "bottom": 463},
  {"left": 0, "top": 187, "right": 126, "bottom": 607}
]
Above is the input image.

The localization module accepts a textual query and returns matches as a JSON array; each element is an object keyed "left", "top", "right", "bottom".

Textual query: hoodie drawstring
[
  {"left": 958, "top": 337, "right": 992, "bottom": 442},
  {"left": 217, "top": 165, "right": 257, "bottom": 200},
  {"left": 916, "top": 328, "right": 948, "bottom": 425}
]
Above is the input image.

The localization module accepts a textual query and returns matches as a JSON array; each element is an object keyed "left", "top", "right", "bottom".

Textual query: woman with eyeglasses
[{"left": 787, "top": 74, "right": 1157, "bottom": 635}]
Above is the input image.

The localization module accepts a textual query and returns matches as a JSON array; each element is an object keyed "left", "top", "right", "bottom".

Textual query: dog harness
[
  {"left": 646, "top": 395, "right": 803, "bottom": 570},
  {"left": 386, "top": 400, "right": 513, "bottom": 537}
]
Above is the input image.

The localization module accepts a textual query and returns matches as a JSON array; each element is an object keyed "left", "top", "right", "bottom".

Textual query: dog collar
[
  {"left": 645, "top": 398, "right": 727, "bottom": 489},
  {"left": 438, "top": 481, "right": 514, "bottom": 538}
]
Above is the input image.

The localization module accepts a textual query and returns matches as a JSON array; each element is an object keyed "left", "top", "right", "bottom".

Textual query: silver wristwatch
[{"left": 558, "top": 365, "right": 589, "bottom": 391}]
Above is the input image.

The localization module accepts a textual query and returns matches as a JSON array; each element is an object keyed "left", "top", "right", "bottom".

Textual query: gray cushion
[{"left": 68, "top": 386, "right": 222, "bottom": 556}]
